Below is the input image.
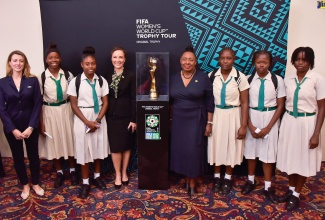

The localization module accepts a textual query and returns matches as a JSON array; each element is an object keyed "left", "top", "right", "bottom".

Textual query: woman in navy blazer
[
  {"left": 106, "top": 47, "right": 136, "bottom": 189},
  {"left": 0, "top": 50, "right": 43, "bottom": 199}
]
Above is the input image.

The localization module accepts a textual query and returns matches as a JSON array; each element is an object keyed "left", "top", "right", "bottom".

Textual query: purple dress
[{"left": 170, "top": 71, "right": 214, "bottom": 177}]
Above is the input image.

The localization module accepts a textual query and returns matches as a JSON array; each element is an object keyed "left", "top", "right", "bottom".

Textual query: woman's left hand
[
  {"left": 22, "top": 127, "right": 33, "bottom": 139},
  {"left": 237, "top": 126, "right": 247, "bottom": 139},
  {"left": 204, "top": 124, "right": 212, "bottom": 137},
  {"left": 128, "top": 122, "right": 137, "bottom": 133},
  {"left": 309, "top": 133, "right": 319, "bottom": 149}
]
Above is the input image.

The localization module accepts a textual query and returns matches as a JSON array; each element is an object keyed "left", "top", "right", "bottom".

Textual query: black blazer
[
  {"left": 106, "top": 70, "right": 136, "bottom": 122},
  {"left": 0, "top": 76, "right": 42, "bottom": 134}
]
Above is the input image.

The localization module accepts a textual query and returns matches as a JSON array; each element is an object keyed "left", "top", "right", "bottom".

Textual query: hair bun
[
  {"left": 45, "top": 43, "right": 60, "bottom": 58},
  {"left": 83, "top": 46, "right": 95, "bottom": 55},
  {"left": 48, "top": 43, "right": 57, "bottom": 49},
  {"left": 185, "top": 45, "right": 194, "bottom": 52}
]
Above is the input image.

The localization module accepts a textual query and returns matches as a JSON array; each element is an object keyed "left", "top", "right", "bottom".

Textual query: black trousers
[{"left": 5, "top": 129, "right": 40, "bottom": 185}]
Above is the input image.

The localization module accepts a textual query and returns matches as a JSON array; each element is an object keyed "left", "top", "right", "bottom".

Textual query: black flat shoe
[
  {"left": 286, "top": 195, "right": 300, "bottom": 211},
  {"left": 278, "top": 190, "right": 293, "bottom": 203},
  {"left": 70, "top": 171, "right": 79, "bottom": 186},
  {"left": 79, "top": 184, "right": 90, "bottom": 199},
  {"left": 188, "top": 187, "right": 197, "bottom": 197},
  {"left": 93, "top": 177, "right": 106, "bottom": 190},
  {"left": 213, "top": 177, "right": 222, "bottom": 192},
  {"left": 221, "top": 179, "right": 232, "bottom": 195},
  {"left": 263, "top": 188, "right": 278, "bottom": 204},
  {"left": 122, "top": 180, "right": 129, "bottom": 186},
  {"left": 241, "top": 180, "right": 255, "bottom": 195},
  {"left": 54, "top": 172, "right": 65, "bottom": 188}
]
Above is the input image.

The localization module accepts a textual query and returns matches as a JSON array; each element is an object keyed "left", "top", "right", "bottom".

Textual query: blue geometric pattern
[{"left": 179, "top": 0, "right": 290, "bottom": 76}]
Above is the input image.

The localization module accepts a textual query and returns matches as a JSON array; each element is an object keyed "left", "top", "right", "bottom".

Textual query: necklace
[{"left": 181, "top": 69, "right": 196, "bottom": 79}]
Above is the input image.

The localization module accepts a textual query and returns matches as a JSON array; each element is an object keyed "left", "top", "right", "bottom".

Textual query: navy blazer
[
  {"left": 106, "top": 70, "right": 136, "bottom": 122},
  {"left": 0, "top": 76, "right": 42, "bottom": 134}
]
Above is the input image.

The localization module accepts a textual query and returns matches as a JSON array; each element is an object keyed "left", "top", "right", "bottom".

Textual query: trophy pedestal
[
  {"left": 149, "top": 90, "right": 158, "bottom": 100},
  {"left": 137, "top": 96, "right": 169, "bottom": 189}
]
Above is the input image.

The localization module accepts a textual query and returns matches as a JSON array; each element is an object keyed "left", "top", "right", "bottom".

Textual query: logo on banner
[
  {"left": 136, "top": 19, "right": 177, "bottom": 44},
  {"left": 145, "top": 114, "right": 160, "bottom": 140},
  {"left": 317, "top": 1, "right": 325, "bottom": 8}
]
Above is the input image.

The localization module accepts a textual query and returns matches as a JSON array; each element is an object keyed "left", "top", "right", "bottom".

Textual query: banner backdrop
[
  {"left": 39, "top": 0, "right": 290, "bottom": 78},
  {"left": 0, "top": 0, "right": 287, "bottom": 172}
]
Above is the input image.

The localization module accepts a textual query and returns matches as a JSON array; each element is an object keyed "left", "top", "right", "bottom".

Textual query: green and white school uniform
[
  {"left": 244, "top": 72, "right": 285, "bottom": 163},
  {"left": 277, "top": 71, "right": 325, "bottom": 177},
  {"left": 67, "top": 73, "right": 110, "bottom": 165},
  {"left": 38, "top": 69, "right": 75, "bottom": 160},
  {"left": 207, "top": 67, "right": 250, "bottom": 167}
]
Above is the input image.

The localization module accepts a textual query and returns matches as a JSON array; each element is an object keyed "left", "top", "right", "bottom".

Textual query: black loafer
[
  {"left": 79, "top": 184, "right": 90, "bottom": 199},
  {"left": 93, "top": 177, "right": 106, "bottom": 190},
  {"left": 221, "top": 179, "right": 232, "bottom": 195},
  {"left": 263, "top": 188, "right": 278, "bottom": 204},
  {"left": 241, "top": 180, "right": 255, "bottom": 195},
  {"left": 286, "top": 195, "right": 300, "bottom": 211},
  {"left": 278, "top": 190, "right": 293, "bottom": 203},
  {"left": 54, "top": 173, "right": 65, "bottom": 188},
  {"left": 70, "top": 171, "right": 79, "bottom": 186},
  {"left": 213, "top": 177, "right": 222, "bottom": 192}
]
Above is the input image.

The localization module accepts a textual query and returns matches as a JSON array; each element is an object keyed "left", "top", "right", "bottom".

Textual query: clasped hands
[{"left": 13, "top": 128, "right": 32, "bottom": 140}]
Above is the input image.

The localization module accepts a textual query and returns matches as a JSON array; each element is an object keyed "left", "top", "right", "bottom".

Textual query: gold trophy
[{"left": 148, "top": 57, "right": 158, "bottom": 99}]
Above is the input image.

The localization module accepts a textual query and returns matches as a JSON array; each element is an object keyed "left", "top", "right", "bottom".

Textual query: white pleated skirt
[
  {"left": 73, "top": 108, "right": 110, "bottom": 165},
  {"left": 244, "top": 109, "right": 280, "bottom": 163},
  {"left": 39, "top": 103, "right": 74, "bottom": 160},
  {"left": 277, "top": 112, "right": 322, "bottom": 177},
  {"left": 208, "top": 107, "right": 244, "bottom": 167}
]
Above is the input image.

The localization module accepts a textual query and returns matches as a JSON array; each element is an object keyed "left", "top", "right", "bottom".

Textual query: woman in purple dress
[{"left": 170, "top": 45, "right": 214, "bottom": 197}]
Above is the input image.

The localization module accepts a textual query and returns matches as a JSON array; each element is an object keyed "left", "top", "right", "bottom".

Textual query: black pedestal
[{"left": 137, "top": 97, "right": 169, "bottom": 189}]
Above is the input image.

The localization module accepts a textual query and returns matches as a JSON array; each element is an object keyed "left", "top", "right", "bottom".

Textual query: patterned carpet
[{"left": 0, "top": 158, "right": 324, "bottom": 219}]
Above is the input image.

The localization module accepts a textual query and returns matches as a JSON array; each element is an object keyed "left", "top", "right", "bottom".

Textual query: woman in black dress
[
  {"left": 170, "top": 45, "right": 214, "bottom": 196},
  {"left": 106, "top": 47, "right": 136, "bottom": 189}
]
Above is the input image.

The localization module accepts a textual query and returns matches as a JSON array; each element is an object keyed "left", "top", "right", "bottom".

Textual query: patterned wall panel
[{"left": 179, "top": 0, "right": 290, "bottom": 76}]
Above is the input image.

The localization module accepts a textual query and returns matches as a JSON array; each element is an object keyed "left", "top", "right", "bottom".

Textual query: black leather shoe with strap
[{"left": 241, "top": 180, "right": 255, "bottom": 195}]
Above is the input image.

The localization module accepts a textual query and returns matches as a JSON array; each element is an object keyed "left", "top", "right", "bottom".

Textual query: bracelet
[
  {"left": 28, "top": 126, "right": 34, "bottom": 131},
  {"left": 207, "top": 121, "right": 213, "bottom": 125},
  {"left": 95, "top": 118, "right": 101, "bottom": 124}
]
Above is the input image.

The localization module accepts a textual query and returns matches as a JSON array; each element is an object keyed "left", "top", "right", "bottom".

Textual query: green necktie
[
  {"left": 50, "top": 74, "right": 63, "bottom": 102},
  {"left": 220, "top": 77, "right": 232, "bottom": 107},
  {"left": 293, "top": 77, "right": 307, "bottom": 118},
  {"left": 258, "top": 78, "right": 266, "bottom": 111},
  {"left": 86, "top": 79, "right": 100, "bottom": 114}
]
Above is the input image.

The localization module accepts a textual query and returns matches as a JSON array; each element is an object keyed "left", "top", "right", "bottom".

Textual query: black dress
[
  {"left": 170, "top": 70, "right": 214, "bottom": 177},
  {"left": 106, "top": 70, "right": 136, "bottom": 153}
]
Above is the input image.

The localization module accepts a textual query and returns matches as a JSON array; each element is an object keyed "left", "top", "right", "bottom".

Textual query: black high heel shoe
[
  {"left": 122, "top": 180, "right": 129, "bottom": 186},
  {"left": 114, "top": 182, "right": 122, "bottom": 189},
  {"left": 188, "top": 187, "right": 197, "bottom": 197},
  {"left": 184, "top": 182, "right": 189, "bottom": 191},
  {"left": 114, "top": 178, "right": 122, "bottom": 189}
]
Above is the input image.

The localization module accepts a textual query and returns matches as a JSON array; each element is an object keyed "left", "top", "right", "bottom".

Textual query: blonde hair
[{"left": 6, "top": 50, "right": 35, "bottom": 77}]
